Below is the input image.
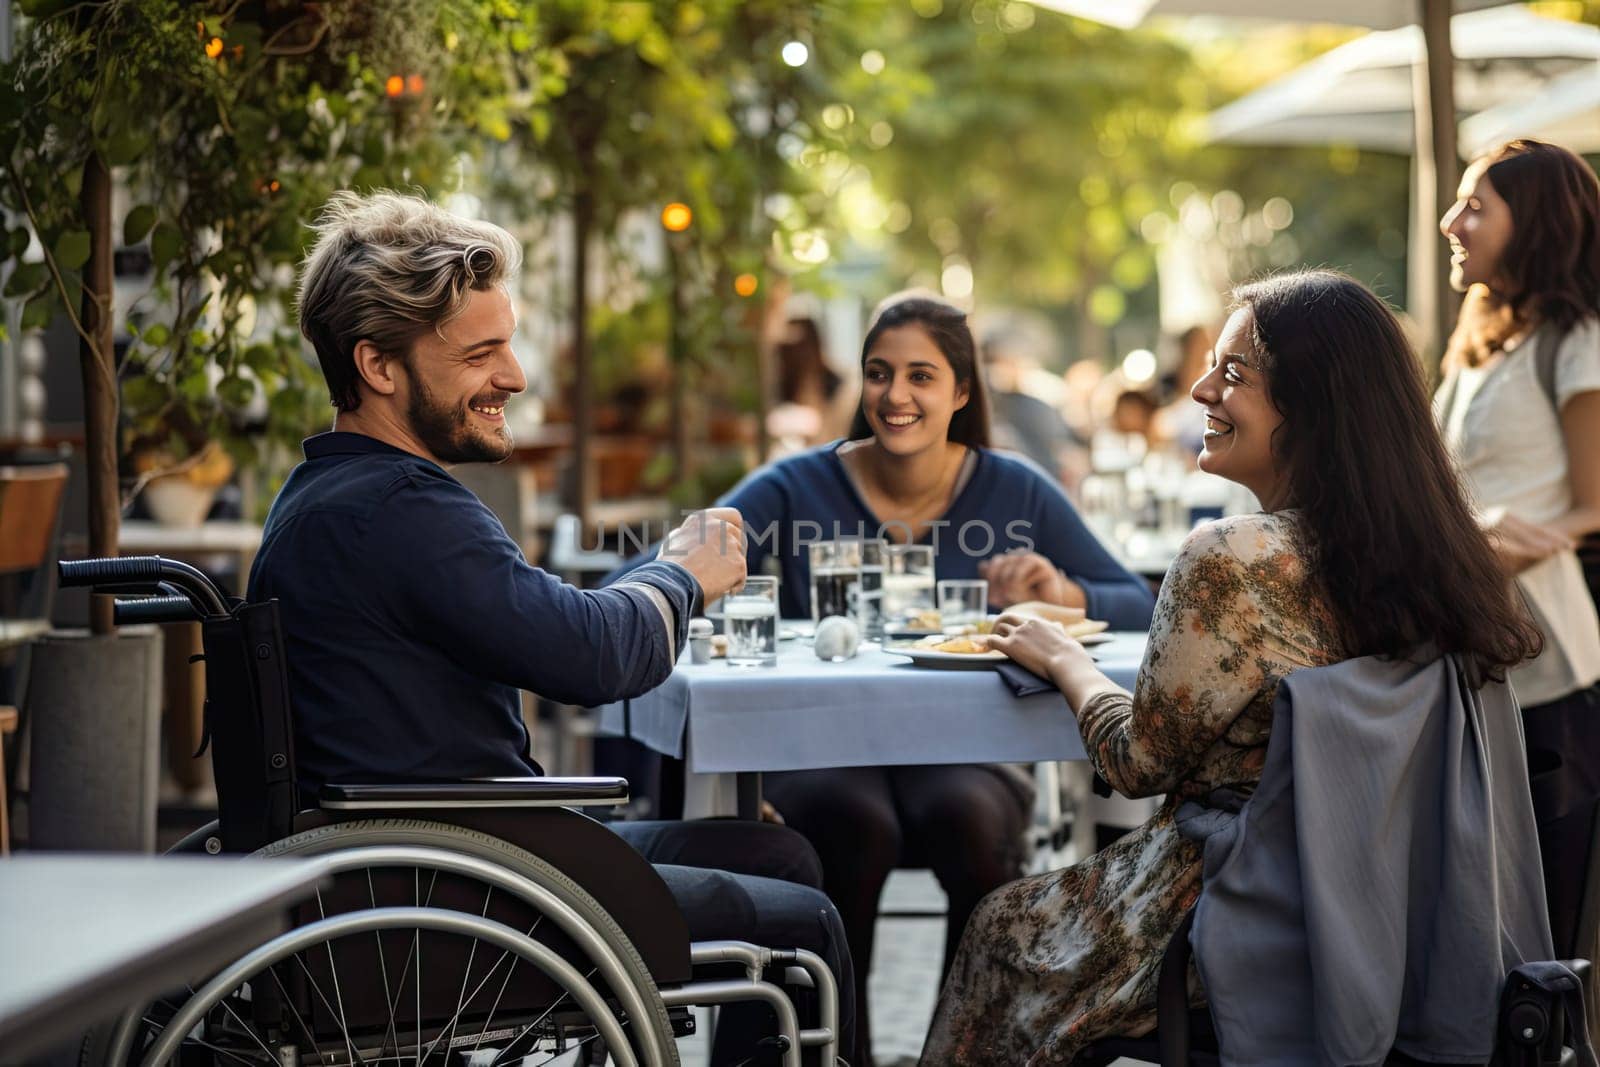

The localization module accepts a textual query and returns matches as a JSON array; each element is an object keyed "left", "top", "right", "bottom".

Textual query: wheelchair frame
[{"left": 62, "top": 555, "right": 842, "bottom": 1067}]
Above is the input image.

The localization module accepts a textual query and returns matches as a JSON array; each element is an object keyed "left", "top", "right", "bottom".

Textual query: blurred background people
[
  {"left": 767, "top": 317, "right": 854, "bottom": 456},
  {"left": 978, "top": 320, "right": 1086, "bottom": 484},
  {"left": 1151, "top": 323, "right": 1218, "bottom": 455}
]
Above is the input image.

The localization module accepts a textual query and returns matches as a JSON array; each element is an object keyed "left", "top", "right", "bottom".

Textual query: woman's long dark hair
[
  {"left": 1237, "top": 270, "right": 1541, "bottom": 681},
  {"left": 1444, "top": 139, "right": 1600, "bottom": 371},
  {"left": 848, "top": 296, "right": 992, "bottom": 448}
]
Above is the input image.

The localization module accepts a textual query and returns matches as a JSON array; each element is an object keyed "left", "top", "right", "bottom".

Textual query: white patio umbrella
[
  {"left": 1029, "top": 0, "right": 1503, "bottom": 30},
  {"left": 1024, "top": 0, "right": 1507, "bottom": 353},
  {"left": 1205, "top": 8, "right": 1600, "bottom": 153},
  {"left": 1459, "top": 59, "right": 1600, "bottom": 157}
]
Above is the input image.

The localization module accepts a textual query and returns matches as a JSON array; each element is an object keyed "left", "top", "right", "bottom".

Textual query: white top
[{"left": 1435, "top": 317, "right": 1600, "bottom": 706}]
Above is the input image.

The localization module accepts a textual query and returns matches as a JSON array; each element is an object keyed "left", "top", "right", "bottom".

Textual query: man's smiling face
[{"left": 398, "top": 286, "right": 525, "bottom": 464}]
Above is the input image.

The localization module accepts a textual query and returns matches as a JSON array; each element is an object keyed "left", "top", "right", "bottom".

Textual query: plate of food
[
  {"left": 882, "top": 634, "right": 1007, "bottom": 668},
  {"left": 944, "top": 609, "right": 1111, "bottom": 639}
]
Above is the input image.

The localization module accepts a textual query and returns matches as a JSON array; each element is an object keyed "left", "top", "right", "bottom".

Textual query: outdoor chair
[
  {"left": 0, "top": 461, "right": 69, "bottom": 852},
  {"left": 1073, "top": 651, "right": 1595, "bottom": 1067},
  {"left": 1072, "top": 909, "right": 1592, "bottom": 1067},
  {"left": 63, "top": 555, "right": 842, "bottom": 1067}
]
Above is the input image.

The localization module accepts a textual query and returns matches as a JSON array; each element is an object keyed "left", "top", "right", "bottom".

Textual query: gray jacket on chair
[{"left": 1176, "top": 653, "right": 1553, "bottom": 1065}]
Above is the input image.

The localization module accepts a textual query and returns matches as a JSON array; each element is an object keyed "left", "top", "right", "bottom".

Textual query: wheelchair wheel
[
  {"left": 90, "top": 907, "right": 644, "bottom": 1067},
  {"left": 84, "top": 820, "right": 680, "bottom": 1067}
]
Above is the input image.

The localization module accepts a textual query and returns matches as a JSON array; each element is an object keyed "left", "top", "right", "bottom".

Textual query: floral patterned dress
[{"left": 920, "top": 512, "right": 1346, "bottom": 1066}]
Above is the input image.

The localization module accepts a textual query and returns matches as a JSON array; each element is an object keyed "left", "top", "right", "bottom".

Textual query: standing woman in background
[{"left": 1436, "top": 138, "right": 1600, "bottom": 961}]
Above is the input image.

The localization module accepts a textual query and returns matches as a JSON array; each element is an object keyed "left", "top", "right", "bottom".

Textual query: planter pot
[
  {"left": 26, "top": 626, "right": 163, "bottom": 851},
  {"left": 142, "top": 477, "right": 218, "bottom": 527}
]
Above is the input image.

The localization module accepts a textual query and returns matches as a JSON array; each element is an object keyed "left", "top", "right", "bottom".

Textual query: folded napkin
[{"left": 995, "top": 659, "right": 1057, "bottom": 697}]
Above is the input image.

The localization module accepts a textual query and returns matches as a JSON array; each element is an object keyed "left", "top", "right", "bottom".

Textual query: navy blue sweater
[
  {"left": 249, "top": 432, "right": 699, "bottom": 794},
  {"left": 613, "top": 443, "right": 1154, "bottom": 629}
]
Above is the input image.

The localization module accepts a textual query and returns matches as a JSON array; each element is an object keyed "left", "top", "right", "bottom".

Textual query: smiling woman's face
[
  {"left": 1189, "top": 306, "right": 1288, "bottom": 507},
  {"left": 860, "top": 325, "right": 969, "bottom": 456},
  {"left": 1440, "top": 157, "right": 1515, "bottom": 293}
]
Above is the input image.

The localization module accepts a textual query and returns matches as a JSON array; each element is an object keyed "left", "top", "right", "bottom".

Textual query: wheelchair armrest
[{"left": 318, "top": 776, "right": 629, "bottom": 811}]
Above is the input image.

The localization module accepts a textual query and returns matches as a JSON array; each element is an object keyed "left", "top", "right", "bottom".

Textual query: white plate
[{"left": 882, "top": 645, "right": 1008, "bottom": 669}]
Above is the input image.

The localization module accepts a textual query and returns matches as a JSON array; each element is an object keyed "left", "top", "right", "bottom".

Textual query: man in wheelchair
[{"left": 245, "top": 189, "right": 854, "bottom": 1065}]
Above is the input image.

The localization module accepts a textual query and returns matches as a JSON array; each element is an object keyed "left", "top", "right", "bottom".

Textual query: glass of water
[
  {"left": 725, "top": 575, "right": 779, "bottom": 667},
  {"left": 809, "top": 540, "right": 860, "bottom": 623},
  {"left": 937, "top": 578, "right": 989, "bottom": 629},
  {"left": 883, "top": 544, "right": 936, "bottom": 630},
  {"left": 846, "top": 538, "right": 887, "bottom": 642}
]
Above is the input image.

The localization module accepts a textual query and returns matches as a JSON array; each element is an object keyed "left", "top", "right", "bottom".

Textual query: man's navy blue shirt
[{"left": 249, "top": 432, "right": 699, "bottom": 795}]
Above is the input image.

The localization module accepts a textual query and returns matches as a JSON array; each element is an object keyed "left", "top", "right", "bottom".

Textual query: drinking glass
[
  {"left": 849, "top": 538, "right": 887, "bottom": 641},
  {"left": 882, "top": 544, "right": 936, "bottom": 631},
  {"left": 725, "top": 575, "right": 779, "bottom": 667},
  {"left": 809, "top": 541, "right": 860, "bottom": 623},
  {"left": 937, "top": 578, "right": 989, "bottom": 629}
]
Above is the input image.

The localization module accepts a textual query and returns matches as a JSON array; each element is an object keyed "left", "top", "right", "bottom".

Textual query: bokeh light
[
  {"left": 734, "top": 274, "right": 759, "bottom": 297},
  {"left": 660, "top": 203, "right": 693, "bottom": 232},
  {"left": 782, "top": 41, "right": 809, "bottom": 67},
  {"left": 1122, "top": 349, "right": 1158, "bottom": 384}
]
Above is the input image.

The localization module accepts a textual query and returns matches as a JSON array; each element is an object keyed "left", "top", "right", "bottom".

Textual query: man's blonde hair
[{"left": 296, "top": 190, "right": 522, "bottom": 410}]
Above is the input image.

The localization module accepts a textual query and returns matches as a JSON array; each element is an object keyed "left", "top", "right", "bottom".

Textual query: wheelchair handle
[
  {"left": 113, "top": 595, "right": 201, "bottom": 625},
  {"left": 59, "top": 556, "right": 166, "bottom": 587},
  {"left": 60, "top": 556, "right": 230, "bottom": 618}
]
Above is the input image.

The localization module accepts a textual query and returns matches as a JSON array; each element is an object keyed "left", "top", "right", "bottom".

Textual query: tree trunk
[
  {"left": 570, "top": 186, "right": 595, "bottom": 528},
  {"left": 666, "top": 238, "right": 690, "bottom": 482},
  {"left": 80, "top": 152, "right": 117, "bottom": 635}
]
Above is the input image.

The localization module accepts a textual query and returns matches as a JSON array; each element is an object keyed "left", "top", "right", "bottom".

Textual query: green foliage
[
  {"left": 841, "top": 3, "right": 1199, "bottom": 321},
  {"left": 0, "top": 0, "right": 560, "bottom": 474}
]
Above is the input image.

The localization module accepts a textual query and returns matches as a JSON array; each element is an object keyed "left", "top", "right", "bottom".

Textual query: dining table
[{"left": 594, "top": 629, "right": 1147, "bottom": 819}]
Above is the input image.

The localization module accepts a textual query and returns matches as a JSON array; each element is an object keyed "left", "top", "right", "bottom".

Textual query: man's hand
[
  {"left": 661, "top": 507, "right": 747, "bottom": 602},
  {"left": 1486, "top": 511, "right": 1574, "bottom": 576},
  {"left": 979, "top": 549, "right": 1086, "bottom": 609}
]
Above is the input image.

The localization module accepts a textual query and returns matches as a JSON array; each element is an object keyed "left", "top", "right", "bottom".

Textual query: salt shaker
[
  {"left": 688, "top": 617, "right": 715, "bottom": 664},
  {"left": 813, "top": 615, "right": 861, "bottom": 662}
]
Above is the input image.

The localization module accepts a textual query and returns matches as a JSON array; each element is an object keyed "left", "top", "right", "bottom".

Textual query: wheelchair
[{"left": 63, "top": 555, "right": 842, "bottom": 1067}]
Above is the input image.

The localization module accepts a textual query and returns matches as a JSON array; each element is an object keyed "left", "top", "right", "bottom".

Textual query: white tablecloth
[{"left": 595, "top": 632, "right": 1147, "bottom": 773}]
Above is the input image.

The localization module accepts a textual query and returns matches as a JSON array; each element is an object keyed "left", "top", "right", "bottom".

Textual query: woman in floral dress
[{"left": 920, "top": 270, "right": 1543, "bottom": 1065}]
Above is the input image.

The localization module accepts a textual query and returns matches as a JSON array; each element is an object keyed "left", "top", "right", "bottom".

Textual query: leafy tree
[
  {"left": 0, "top": 0, "right": 557, "bottom": 629},
  {"left": 841, "top": 1, "right": 1199, "bottom": 362},
  {"left": 484, "top": 0, "right": 886, "bottom": 517}
]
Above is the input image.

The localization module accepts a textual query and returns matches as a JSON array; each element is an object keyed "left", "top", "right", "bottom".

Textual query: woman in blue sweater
[{"left": 616, "top": 294, "right": 1153, "bottom": 1065}]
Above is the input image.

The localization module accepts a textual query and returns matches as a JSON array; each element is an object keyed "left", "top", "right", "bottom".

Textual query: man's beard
[{"left": 406, "top": 375, "right": 512, "bottom": 464}]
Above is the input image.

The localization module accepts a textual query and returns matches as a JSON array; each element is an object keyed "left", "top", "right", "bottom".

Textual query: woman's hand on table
[
  {"left": 980, "top": 550, "right": 1086, "bottom": 609},
  {"left": 982, "top": 612, "right": 1122, "bottom": 711},
  {"left": 982, "top": 613, "right": 1092, "bottom": 682}
]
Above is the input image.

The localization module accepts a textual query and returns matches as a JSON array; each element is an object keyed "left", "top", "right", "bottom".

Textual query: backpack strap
[{"left": 1530, "top": 320, "right": 1568, "bottom": 413}]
